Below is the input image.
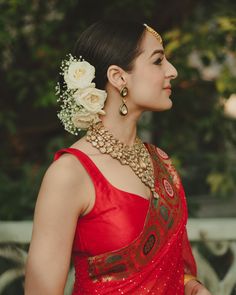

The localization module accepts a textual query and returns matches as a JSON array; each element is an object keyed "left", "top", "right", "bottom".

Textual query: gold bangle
[{"left": 184, "top": 274, "right": 199, "bottom": 285}]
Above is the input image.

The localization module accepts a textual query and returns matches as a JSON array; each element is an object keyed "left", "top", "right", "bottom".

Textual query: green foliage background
[{"left": 0, "top": 0, "right": 236, "bottom": 220}]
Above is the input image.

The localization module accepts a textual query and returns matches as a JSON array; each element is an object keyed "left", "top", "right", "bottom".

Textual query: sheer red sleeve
[{"left": 182, "top": 227, "right": 197, "bottom": 275}]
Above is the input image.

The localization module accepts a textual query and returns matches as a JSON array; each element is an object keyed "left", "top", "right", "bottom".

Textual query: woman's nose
[{"left": 165, "top": 60, "right": 178, "bottom": 80}]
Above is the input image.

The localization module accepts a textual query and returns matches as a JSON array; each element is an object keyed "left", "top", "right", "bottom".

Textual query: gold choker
[{"left": 86, "top": 122, "right": 159, "bottom": 199}]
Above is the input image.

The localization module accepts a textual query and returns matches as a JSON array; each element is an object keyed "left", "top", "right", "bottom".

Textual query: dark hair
[{"left": 73, "top": 20, "right": 146, "bottom": 89}]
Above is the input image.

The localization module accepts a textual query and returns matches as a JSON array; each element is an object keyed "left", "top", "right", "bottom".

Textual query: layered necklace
[{"left": 86, "top": 122, "right": 159, "bottom": 199}]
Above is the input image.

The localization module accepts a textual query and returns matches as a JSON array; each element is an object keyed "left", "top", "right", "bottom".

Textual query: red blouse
[{"left": 55, "top": 147, "right": 149, "bottom": 256}]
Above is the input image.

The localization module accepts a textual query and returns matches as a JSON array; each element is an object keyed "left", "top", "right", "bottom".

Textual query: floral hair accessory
[{"left": 55, "top": 54, "right": 107, "bottom": 135}]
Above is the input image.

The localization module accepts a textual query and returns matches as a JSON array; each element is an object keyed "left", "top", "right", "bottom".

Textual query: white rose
[
  {"left": 74, "top": 87, "right": 107, "bottom": 114},
  {"left": 64, "top": 61, "right": 95, "bottom": 89},
  {"left": 71, "top": 110, "right": 101, "bottom": 129}
]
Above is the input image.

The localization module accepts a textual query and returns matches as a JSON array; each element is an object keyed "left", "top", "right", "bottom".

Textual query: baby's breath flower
[{"left": 56, "top": 54, "right": 107, "bottom": 135}]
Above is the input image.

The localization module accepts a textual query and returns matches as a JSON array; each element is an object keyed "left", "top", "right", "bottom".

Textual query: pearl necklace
[{"left": 86, "top": 122, "right": 159, "bottom": 199}]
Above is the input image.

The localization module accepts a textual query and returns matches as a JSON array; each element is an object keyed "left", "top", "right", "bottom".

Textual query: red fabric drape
[{"left": 54, "top": 144, "right": 197, "bottom": 294}]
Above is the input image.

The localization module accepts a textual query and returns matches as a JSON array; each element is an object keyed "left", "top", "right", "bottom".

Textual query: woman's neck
[{"left": 101, "top": 110, "right": 142, "bottom": 147}]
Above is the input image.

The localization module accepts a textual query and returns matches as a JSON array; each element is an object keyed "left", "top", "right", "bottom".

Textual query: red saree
[{"left": 54, "top": 143, "right": 197, "bottom": 294}]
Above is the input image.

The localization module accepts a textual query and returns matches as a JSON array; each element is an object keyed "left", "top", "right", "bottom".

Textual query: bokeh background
[{"left": 0, "top": 0, "right": 236, "bottom": 294}]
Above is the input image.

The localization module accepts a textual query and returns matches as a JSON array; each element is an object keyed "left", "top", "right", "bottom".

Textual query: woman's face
[{"left": 127, "top": 30, "right": 178, "bottom": 112}]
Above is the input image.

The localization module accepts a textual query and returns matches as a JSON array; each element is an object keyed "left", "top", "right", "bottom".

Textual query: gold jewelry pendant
[
  {"left": 120, "top": 86, "right": 128, "bottom": 97},
  {"left": 119, "top": 99, "right": 128, "bottom": 116}
]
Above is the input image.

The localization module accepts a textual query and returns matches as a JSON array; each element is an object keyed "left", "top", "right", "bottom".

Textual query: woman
[{"left": 25, "top": 21, "right": 212, "bottom": 295}]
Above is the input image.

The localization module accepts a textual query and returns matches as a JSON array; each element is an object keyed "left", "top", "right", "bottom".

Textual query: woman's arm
[{"left": 24, "top": 154, "right": 89, "bottom": 295}]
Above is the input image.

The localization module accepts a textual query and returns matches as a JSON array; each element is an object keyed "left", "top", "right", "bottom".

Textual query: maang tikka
[{"left": 119, "top": 86, "right": 128, "bottom": 116}]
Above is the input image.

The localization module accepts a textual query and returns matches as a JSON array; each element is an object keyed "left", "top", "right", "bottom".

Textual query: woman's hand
[{"left": 185, "top": 280, "right": 212, "bottom": 295}]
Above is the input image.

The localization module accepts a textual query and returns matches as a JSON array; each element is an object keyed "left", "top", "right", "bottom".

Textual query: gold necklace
[{"left": 86, "top": 122, "right": 159, "bottom": 199}]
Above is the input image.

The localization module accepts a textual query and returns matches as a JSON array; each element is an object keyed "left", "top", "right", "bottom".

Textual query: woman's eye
[{"left": 154, "top": 58, "right": 163, "bottom": 65}]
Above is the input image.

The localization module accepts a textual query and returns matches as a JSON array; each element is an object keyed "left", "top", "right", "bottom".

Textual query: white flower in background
[
  {"left": 223, "top": 94, "right": 236, "bottom": 119},
  {"left": 188, "top": 50, "right": 222, "bottom": 81},
  {"left": 72, "top": 110, "right": 101, "bottom": 129},
  {"left": 64, "top": 60, "right": 95, "bottom": 89},
  {"left": 74, "top": 87, "right": 107, "bottom": 114}
]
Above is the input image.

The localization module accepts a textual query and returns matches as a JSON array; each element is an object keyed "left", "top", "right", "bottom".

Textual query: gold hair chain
[{"left": 144, "top": 23, "right": 163, "bottom": 45}]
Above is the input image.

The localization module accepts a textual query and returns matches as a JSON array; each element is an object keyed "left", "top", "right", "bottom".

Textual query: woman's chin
[
  {"left": 153, "top": 99, "right": 173, "bottom": 111},
  {"left": 166, "top": 98, "right": 173, "bottom": 109}
]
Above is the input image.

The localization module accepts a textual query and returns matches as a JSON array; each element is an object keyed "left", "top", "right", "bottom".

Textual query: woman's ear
[{"left": 106, "top": 65, "right": 127, "bottom": 91}]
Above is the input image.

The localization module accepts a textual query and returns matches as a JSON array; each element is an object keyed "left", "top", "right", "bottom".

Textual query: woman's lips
[{"left": 163, "top": 87, "right": 172, "bottom": 94}]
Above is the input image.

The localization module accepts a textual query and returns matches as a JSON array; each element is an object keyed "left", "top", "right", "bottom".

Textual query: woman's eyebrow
[{"left": 149, "top": 49, "right": 165, "bottom": 58}]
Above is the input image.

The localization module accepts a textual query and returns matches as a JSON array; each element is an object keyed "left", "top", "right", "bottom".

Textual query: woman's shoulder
[
  {"left": 148, "top": 143, "right": 183, "bottom": 190},
  {"left": 37, "top": 138, "right": 93, "bottom": 216},
  {"left": 69, "top": 135, "right": 101, "bottom": 156},
  {"left": 146, "top": 142, "right": 172, "bottom": 161},
  {"left": 44, "top": 154, "right": 82, "bottom": 193},
  {"left": 50, "top": 136, "right": 103, "bottom": 186},
  {"left": 48, "top": 137, "right": 94, "bottom": 186}
]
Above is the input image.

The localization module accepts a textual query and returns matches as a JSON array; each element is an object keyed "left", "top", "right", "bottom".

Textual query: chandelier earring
[{"left": 119, "top": 86, "right": 128, "bottom": 116}]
